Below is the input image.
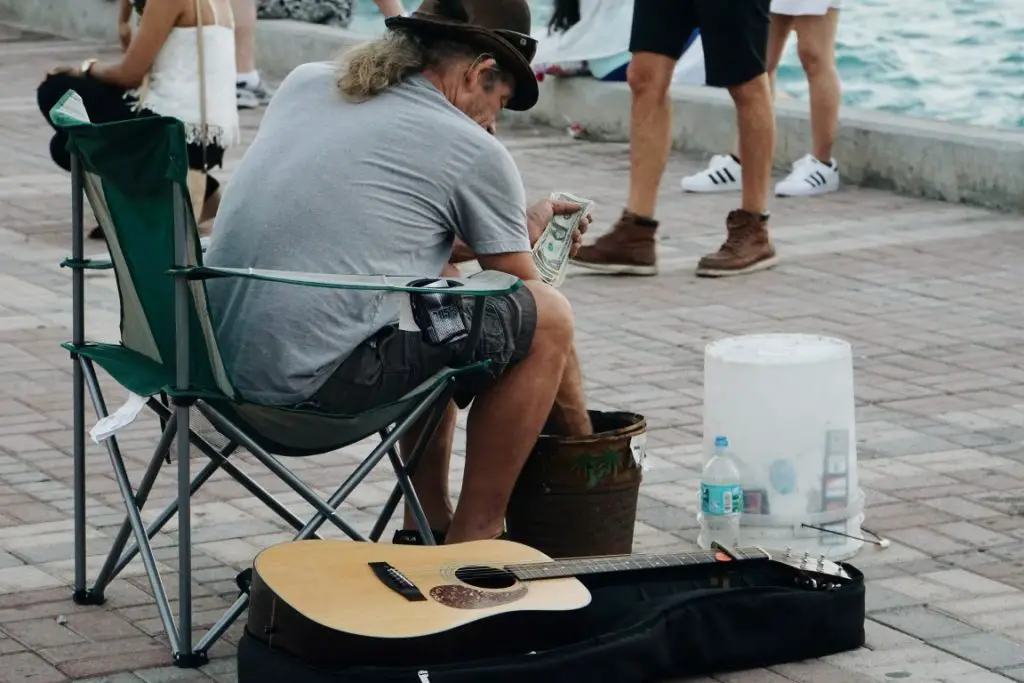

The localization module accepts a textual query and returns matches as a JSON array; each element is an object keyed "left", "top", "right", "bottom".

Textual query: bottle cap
[{"left": 714, "top": 436, "right": 729, "bottom": 448}]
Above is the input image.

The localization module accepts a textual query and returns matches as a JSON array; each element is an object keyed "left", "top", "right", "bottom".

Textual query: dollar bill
[{"left": 532, "top": 191, "right": 595, "bottom": 288}]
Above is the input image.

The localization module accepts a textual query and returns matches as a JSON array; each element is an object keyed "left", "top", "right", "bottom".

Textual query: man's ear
[{"left": 467, "top": 56, "right": 499, "bottom": 86}]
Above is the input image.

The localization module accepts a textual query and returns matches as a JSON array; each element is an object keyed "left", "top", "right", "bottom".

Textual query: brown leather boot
[
  {"left": 570, "top": 209, "right": 658, "bottom": 276},
  {"left": 695, "top": 210, "right": 778, "bottom": 277}
]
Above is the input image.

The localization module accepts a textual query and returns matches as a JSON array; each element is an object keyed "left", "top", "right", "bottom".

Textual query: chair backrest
[{"left": 50, "top": 90, "right": 236, "bottom": 400}]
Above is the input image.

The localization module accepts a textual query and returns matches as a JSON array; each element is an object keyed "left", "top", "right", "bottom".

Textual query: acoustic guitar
[{"left": 245, "top": 538, "right": 852, "bottom": 668}]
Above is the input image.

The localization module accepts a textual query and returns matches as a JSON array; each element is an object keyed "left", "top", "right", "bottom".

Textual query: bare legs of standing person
[
  {"left": 232, "top": 0, "right": 271, "bottom": 108},
  {"left": 686, "top": 9, "right": 843, "bottom": 199},
  {"left": 573, "top": 0, "right": 778, "bottom": 279}
]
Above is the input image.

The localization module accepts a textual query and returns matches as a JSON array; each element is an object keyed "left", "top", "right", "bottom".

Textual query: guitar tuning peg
[
  {"left": 784, "top": 546, "right": 792, "bottom": 558},
  {"left": 817, "top": 554, "right": 826, "bottom": 571}
]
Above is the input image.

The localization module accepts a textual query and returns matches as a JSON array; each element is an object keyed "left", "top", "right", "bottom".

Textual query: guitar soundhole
[{"left": 454, "top": 565, "right": 517, "bottom": 590}]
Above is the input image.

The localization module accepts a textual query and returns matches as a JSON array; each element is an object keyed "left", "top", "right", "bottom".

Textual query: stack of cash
[{"left": 532, "top": 191, "right": 595, "bottom": 288}]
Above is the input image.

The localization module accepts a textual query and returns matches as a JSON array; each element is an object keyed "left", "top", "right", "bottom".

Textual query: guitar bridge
[{"left": 369, "top": 562, "right": 426, "bottom": 602}]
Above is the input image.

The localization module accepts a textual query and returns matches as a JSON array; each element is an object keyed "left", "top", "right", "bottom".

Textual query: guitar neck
[{"left": 506, "top": 547, "right": 770, "bottom": 582}]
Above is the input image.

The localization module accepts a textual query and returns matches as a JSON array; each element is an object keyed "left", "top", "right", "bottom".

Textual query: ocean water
[{"left": 351, "top": 0, "right": 1024, "bottom": 130}]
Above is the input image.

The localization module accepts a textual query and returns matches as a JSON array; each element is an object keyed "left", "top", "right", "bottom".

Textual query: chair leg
[
  {"left": 193, "top": 387, "right": 453, "bottom": 657},
  {"left": 91, "top": 414, "right": 178, "bottom": 596},
  {"left": 140, "top": 384, "right": 455, "bottom": 659},
  {"left": 196, "top": 402, "right": 367, "bottom": 541},
  {"left": 195, "top": 593, "right": 248, "bottom": 655},
  {"left": 369, "top": 382, "right": 455, "bottom": 543},
  {"left": 174, "top": 397, "right": 202, "bottom": 665},
  {"left": 103, "top": 454, "right": 221, "bottom": 587},
  {"left": 147, "top": 400, "right": 313, "bottom": 534},
  {"left": 72, "top": 358, "right": 98, "bottom": 604},
  {"left": 385, "top": 442, "right": 434, "bottom": 545},
  {"left": 69, "top": 154, "right": 95, "bottom": 604},
  {"left": 82, "top": 366, "right": 182, "bottom": 653}
]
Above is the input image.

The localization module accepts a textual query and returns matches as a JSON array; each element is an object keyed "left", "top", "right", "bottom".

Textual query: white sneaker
[
  {"left": 237, "top": 80, "right": 274, "bottom": 110},
  {"left": 680, "top": 154, "right": 742, "bottom": 194},
  {"left": 775, "top": 154, "right": 840, "bottom": 197}
]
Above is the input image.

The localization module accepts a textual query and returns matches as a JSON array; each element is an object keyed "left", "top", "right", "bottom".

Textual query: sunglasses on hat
[{"left": 494, "top": 29, "right": 537, "bottom": 63}]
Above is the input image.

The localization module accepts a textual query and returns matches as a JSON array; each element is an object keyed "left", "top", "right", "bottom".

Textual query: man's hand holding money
[{"left": 527, "top": 197, "right": 591, "bottom": 258}]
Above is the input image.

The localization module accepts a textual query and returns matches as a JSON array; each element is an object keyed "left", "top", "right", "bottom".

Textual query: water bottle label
[{"left": 701, "top": 484, "right": 743, "bottom": 516}]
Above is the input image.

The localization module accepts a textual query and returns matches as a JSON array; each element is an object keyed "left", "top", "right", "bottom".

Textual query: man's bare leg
[
  {"left": 730, "top": 15, "right": 794, "bottom": 158},
  {"left": 625, "top": 53, "right": 678, "bottom": 219},
  {"left": 730, "top": 74, "right": 775, "bottom": 216},
  {"left": 445, "top": 281, "right": 578, "bottom": 543},
  {"left": 230, "top": 0, "right": 257, "bottom": 74},
  {"left": 547, "top": 348, "right": 592, "bottom": 435},
  {"left": 695, "top": 73, "right": 778, "bottom": 276},
  {"left": 795, "top": 10, "right": 841, "bottom": 162},
  {"left": 571, "top": 53, "right": 676, "bottom": 274}
]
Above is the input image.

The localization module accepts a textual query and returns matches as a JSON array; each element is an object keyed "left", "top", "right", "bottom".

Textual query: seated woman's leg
[
  {"left": 37, "top": 72, "right": 134, "bottom": 171},
  {"left": 185, "top": 143, "right": 227, "bottom": 225}
]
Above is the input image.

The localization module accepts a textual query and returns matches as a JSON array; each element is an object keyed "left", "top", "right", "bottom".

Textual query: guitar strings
[
  {"left": 357, "top": 550, "right": 719, "bottom": 579},
  {"left": 355, "top": 549, "right": 845, "bottom": 582},
  {"left": 357, "top": 547, "right": 755, "bottom": 575},
  {"left": 344, "top": 548, "right": 761, "bottom": 581}
]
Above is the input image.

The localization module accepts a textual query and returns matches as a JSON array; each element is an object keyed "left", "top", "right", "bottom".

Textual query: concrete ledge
[{"left": 4, "top": 0, "right": 1023, "bottom": 213}]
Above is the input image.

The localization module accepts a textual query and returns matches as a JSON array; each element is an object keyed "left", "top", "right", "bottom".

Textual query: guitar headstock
[{"left": 760, "top": 546, "right": 852, "bottom": 589}]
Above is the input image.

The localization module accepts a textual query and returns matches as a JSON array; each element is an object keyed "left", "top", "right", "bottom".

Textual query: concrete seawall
[{"left": 4, "top": 0, "right": 1023, "bottom": 213}]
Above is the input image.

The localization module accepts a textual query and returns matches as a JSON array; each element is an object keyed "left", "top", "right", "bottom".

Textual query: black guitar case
[{"left": 236, "top": 558, "right": 865, "bottom": 683}]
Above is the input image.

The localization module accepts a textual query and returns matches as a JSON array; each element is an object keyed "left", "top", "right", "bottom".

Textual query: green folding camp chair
[{"left": 50, "top": 90, "right": 522, "bottom": 667}]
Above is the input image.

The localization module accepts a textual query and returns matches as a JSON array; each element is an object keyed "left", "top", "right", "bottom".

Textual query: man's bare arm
[
  {"left": 476, "top": 252, "right": 541, "bottom": 283},
  {"left": 450, "top": 239, "right": 539, "bottom": 282}
]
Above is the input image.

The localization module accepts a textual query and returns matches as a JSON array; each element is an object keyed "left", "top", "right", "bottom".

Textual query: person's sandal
[{"left": 392, "top": 529, "right": 448, "bottom": 545}]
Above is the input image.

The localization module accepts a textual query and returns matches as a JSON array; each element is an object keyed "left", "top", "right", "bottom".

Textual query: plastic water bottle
[{"left": 698, "top": 435, "right": 743, "bottom": 550}]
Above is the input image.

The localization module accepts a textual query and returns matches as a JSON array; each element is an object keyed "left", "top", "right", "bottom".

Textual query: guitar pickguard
[{"left": 429, "top": 584, "right": 528, "bottom": 610}]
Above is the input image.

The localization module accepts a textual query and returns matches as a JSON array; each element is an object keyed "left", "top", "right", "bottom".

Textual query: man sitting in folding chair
[{"left": 204, "top": 0, "right": 595, "bottom": 545}]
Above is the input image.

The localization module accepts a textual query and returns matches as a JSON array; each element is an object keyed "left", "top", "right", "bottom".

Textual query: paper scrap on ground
[
  {"left": 90, "top": 392, "right": 148, "bottom": 443},
  {"left": 630, "top": 433, "right": 650, "bottom": 471}
]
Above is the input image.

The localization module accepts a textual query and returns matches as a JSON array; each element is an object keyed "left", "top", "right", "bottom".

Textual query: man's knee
[
  {"left": 524, "top": 280, "right": 574, "bottom": 351},
  {"left": 728, "top": 72, "right": 771, "bottom": 107},
  {"left": 627, "top": 53, "right": 676, "bottom": 99}
]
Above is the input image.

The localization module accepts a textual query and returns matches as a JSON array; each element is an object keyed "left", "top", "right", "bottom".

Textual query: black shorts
[
  {"left": 310, "top": 286, "right": 537, "bottom": 413},
  {"left": 629, "top": 0, "right": 771, "bottom": 88}
]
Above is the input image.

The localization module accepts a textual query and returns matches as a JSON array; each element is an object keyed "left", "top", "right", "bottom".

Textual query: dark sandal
[{"left": 392, "top": 529, "right": 448, "bottom": 545}]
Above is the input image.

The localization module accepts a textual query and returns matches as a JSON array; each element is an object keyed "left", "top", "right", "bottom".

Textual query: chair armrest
[
  {"left": 171, "top": 265, "right": 524, "bottom": 296},
  {"left": 74, "top": 236, "right": 212, "bottom": 272}
]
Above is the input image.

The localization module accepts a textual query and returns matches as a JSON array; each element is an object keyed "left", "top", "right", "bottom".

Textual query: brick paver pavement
[{"left": 1, "top": 23, "right": 1024, "bottom": 683}]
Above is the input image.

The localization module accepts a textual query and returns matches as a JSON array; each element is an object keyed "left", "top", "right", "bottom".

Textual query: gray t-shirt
[{"left": 204, "top": 62, "right": 529, "bottom": 405}]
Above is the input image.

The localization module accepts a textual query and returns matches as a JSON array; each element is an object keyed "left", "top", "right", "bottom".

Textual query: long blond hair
[{"left": 336, "top": 29, "right": 507, "bottom": 102}]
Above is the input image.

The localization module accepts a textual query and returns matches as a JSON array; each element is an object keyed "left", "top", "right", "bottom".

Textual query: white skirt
[{"left": 771, "top": 0, "right": 843, "bottom": 15}]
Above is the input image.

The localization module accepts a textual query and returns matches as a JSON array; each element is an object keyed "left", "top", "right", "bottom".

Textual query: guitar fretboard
[{"left": 506, "top": 547, "right": 770, "bottom": 581}]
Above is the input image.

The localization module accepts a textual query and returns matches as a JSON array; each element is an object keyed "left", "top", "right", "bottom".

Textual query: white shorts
[{"left": 771, "top": 0, "right": 843, "bottom": 16}]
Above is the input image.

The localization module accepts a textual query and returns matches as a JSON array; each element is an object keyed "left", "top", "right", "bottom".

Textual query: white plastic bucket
[{"left": 702, "top": 334, "right": 864, "bottom": 561}]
